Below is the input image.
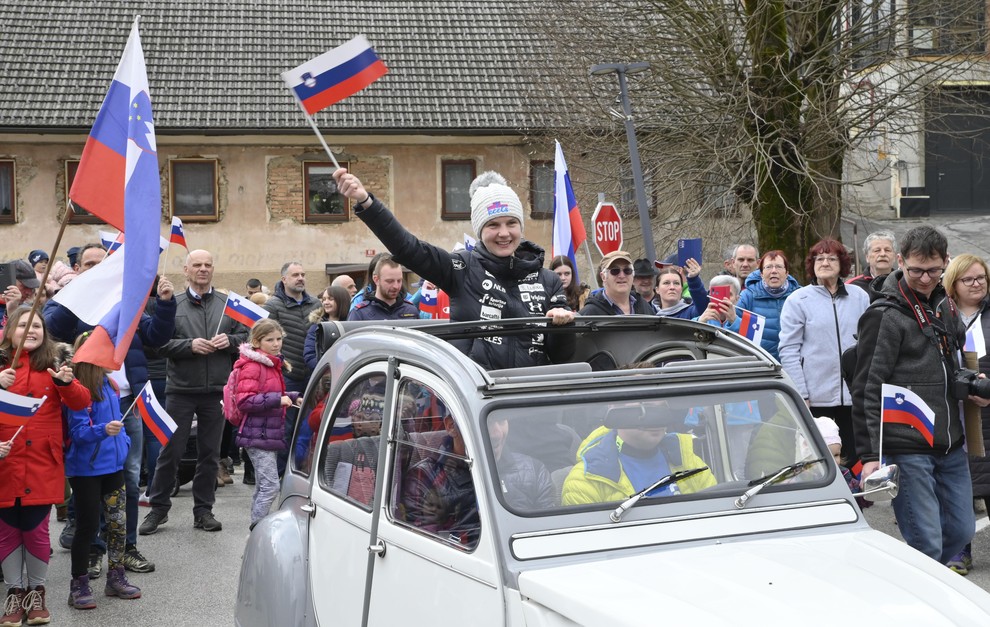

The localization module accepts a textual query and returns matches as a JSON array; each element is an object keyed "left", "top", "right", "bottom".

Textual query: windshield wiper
[
  {"left": 610, "top": 466, "right": 709, "bottom": 523},
  {"left": 734, "top": 458, "right": 826, "bottom": 509}
]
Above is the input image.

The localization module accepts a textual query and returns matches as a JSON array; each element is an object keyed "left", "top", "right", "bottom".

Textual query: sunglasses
[{"left": 606, "top": 267, "right": 634, "bottom": 276}]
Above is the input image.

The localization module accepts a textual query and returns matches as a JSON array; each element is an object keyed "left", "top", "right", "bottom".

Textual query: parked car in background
[{"left": 236, "top": 316, "right": 990, "bottom": 626}]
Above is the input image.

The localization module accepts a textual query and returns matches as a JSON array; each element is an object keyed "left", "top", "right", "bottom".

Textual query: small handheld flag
[
  {"left": 0, "top": 390, "right": 46, "bottom": 428},
  {"left": 419, "top": 286, "right": 450, "bottom": 320},
  {"left": 223, "top": 291, "right": 269, "bottom": 328},
  {"left": 282, "top": 35, "right": 388, "bottom": 115},
  {"left": 552, "top": 141, "right": 587, "bottom": 283},
  {"left": 169, "top": 216, "right": 188, "bottom": 249},
  {"left": 965, "top": 323, "right": 987, "bottom": 359},
  {"left": 135, "top": 381, "right": 176, "bottom": 446},
  {"left": 881, "top": 384, "right": 936, "bottom": 447},
  {"left": 736, "top": 307, "right": 766, "bottom": 346},
  {"left": 100, "top": 231, "right": 125, "bottom": 255}
]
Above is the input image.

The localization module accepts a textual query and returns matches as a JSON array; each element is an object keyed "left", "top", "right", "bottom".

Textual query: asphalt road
[
  {"left": 44, "top": 472, "right": 253, "bottom": 626},
  {"left": 38, "top": 472, "right": 990, "bottom": 626}
]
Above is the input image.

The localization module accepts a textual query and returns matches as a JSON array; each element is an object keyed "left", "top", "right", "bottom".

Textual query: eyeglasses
[
  {"left": 814, "top": 255, "right": 839, "bottom": 264},
  {"left": 762, "top": 264, "right": 786, "bottom": 271},
  {"left": 958, "top": 274, "right": 988, "bottom": 287},
  {"left": 904, "top": 266, "right": 943, "bottom": 279},
  {"left": 607, "top": 267, "right": 634, "bottom": 276}
]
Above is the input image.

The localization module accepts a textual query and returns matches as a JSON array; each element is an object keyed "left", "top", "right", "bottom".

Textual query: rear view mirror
[{"left": 860, "top": 464, "right": 899, "bottom": 502}]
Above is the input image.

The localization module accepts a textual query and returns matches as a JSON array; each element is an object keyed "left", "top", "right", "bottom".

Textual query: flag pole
[
  {"left": 121, "top": 393, "right": 141, "bottom": 422},
  {"left": 289, "top": 94, "right": 341, "bottom": 169},
  {"left": 10, "top": 201, "right": 74, "bottom": 369},
  {"left": 8, "top": 425, "right": 25, "bottom": 444},
  {"left": 215, "top": 292, "right": 231, "bottom": 337}
]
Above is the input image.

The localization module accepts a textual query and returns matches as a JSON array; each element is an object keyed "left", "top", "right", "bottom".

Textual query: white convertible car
[{"left": 235, "top": 316, "right": 990, "bottom": 626}]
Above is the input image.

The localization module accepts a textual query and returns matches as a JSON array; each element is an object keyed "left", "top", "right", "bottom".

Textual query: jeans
[
  {"left": 889, "top": 446, "right": 975, "bottom": 563},
  {"left": 120, "top": 395, "right": 143, "bottom": 546},
  {"left": 148, "top": 391, "right": 224, "bottom": 518}
]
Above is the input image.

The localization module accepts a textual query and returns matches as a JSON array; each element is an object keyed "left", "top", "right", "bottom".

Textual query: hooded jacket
[
  {"left": 263, "top": 281, "right": 320, "bottom": 383},
  {"left": 778, "top": 282, "right": 870, "bottom": 406},
  {"left": 232, "top": 343, "right": 290, "bottom": 451},
  {"left": 851, "top": 271, "right": 966, "bottom": 461},
  {"left": 561, "top": 426, "right": 716, "bottom": 506},
  {"left": 732, "top": 269, "right": 801, "bottom": 360},
  {"left": 0, "top": 350, "right": 91, "bottom": 507},
  {"left": 157, "top": 289, "right": 249, "bottom": 394},
  {"left": 65, "top": 378, "right": 130, "bottom": 477},
  {"left": 355, "top": 196, "right": 573, "bottom": 370}
]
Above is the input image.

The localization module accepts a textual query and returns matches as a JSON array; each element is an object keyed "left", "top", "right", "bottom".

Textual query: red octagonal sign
[{"left": 592, "top": 201, "right": 623, "bottom": 257}]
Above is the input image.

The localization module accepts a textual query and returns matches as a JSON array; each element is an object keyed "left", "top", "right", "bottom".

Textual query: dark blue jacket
[
  {"left": 44, "top": 296, "right": 177, "bottom": 397},
  {"left": 347, "top": 295, "right": 421, "bottom": 321},
  {"left": 65, "top": 379, "right": 130, "bottom": 477}
]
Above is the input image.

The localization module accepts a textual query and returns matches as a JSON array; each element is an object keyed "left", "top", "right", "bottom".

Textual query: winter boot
[
  {"left": 104, "top": 565, "right": 141, "bottom": 599},
  {"left": 68, "top": 576, "right": 96, "bottom": 610},
  {"left": 22, "top": 585, "right": 50, "bottom": 625},
  {"left": 1, "top": 587, "right": 25, "bottom": 627}
]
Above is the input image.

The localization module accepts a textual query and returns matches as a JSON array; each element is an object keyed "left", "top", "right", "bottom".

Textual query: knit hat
[
  {"left": 469, "top": 171, "right": 524, "bottom": 237},
  {"left": 28, "top": 250, "right": 49, "bottom": 266},
  {"left": 814, "top": 416, "right": 842, "bottom": 447}
]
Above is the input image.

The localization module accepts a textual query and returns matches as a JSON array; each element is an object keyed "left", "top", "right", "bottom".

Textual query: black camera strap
[{"left": 895, "top": 276, "right": 960, "bottom": 368}]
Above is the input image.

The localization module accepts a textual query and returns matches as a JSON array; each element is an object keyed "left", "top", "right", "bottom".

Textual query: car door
[
  {"left": 367, "top": 367, "right": 505, "bottom": 626},
  {"left": 308, "top": 364, "right": 389, "bottom": 627}
]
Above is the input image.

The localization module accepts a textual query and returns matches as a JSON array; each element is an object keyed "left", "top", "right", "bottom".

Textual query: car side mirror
[{"left": 859, "top": 464, "right": 899, "bottom": 502}]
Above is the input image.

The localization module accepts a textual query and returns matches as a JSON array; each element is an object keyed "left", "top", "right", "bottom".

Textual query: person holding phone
[{"left": 696, "top": 276, "right": 740, "bottom": 328}]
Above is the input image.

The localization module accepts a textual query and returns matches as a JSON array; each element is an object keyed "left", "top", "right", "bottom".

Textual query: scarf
[{"left": 762, "top": 281, "right": 788, "bottom": 297}]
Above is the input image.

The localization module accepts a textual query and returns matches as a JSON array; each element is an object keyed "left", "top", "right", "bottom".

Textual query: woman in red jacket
[{"left": 0, "top": 307, "right": 90, "bottom": 626}]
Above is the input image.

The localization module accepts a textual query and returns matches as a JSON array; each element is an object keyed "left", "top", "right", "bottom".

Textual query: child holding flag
[
  {"left": 0, "top": 307, "right": 90, "bottom": 626},
  {"left": 65, "top": 331, "right": 142, "bottom": 610},
  {"left": 230, "top": 319, "right": 299, "bottom": 529}
]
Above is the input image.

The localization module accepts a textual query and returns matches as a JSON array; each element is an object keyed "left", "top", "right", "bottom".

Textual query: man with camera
[{"left": 851, "top": 226, "right": 985, "bottom": 568}]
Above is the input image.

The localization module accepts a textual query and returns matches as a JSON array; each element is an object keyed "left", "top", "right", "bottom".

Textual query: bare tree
[{"left": 532, "top": 0, "right": 989, "bottom": 278}]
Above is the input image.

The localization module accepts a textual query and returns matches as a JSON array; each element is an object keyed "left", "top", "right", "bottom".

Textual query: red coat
[{"left": 0, "top": 360, "right": 91, "bottom": 508}]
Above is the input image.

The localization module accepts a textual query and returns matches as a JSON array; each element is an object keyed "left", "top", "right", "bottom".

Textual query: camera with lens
[{"left": 952, "top": 368, "right": 990, "bottom": 400}]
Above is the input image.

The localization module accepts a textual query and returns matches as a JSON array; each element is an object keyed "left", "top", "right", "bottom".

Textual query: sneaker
[
  {"left": 193, "top": 512, "right": 223, "bottom": 532},
  {"left": 1, "top": 587, "right": 25, "bottom": 627},
  {"left": 104, "top": 566, "right": 141, "bottom": 600},
  {"left": 947, "top": 546, "right": 973, "bottom": 575},
  {"left": 58, "top": 519, "right": 75, "bottom": 550},
  {"left": 67, "top": 576, "right": 95, "bottom": 610},
  {"left": 121, "top": 547, "right": 155, "bottom": 573},
  {"left": 87, "top": 552, "right": 103, "bottom": 580},
  {"left": 138, "top": 510, "right": 168, "bottom": 536},
  {"left": 138, "top": 491, "right": 151, "bottom": 507},
  {"left": 22, "top": 585, "right": 49, "bottom": 625}
]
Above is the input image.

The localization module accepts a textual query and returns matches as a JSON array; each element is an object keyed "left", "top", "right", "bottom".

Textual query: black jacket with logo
[{"left": 355, "top": 195, "right": 572, "bottom": 370}]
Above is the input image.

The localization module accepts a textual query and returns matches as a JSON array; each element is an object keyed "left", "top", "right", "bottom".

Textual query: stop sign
[{"left": 592, "top": 202, "right": 623, "bottom": 257}]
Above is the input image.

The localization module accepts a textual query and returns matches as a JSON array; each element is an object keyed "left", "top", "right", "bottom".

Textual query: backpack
[{"left": 223, "top": 366, "right": 246, "bottom": 428}]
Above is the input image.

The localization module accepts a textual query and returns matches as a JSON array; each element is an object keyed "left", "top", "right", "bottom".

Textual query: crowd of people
[{"left": 0, "top": 166, "right": 987, "bottom": 622}]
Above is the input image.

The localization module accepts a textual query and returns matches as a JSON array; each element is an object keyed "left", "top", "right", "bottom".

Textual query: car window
[
  {"left": 317, "top": 373, "right": 387, "bottom": 509},
  {"left": 389, "top": 379, "right": 480, "bottom": 550},
  {"left": 485, "top": 389, "right": 826, "bottom": 513},
  {"left": 292, "top": 367, "right": 333, "bottom": 477}
]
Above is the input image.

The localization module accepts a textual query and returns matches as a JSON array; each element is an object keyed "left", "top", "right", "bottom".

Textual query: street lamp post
[{"left": 589, "top": 62, "right": 656, "bottom": 265}]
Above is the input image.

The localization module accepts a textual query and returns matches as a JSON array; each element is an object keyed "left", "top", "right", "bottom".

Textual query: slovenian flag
[
  {"left": 169, "top": 216, "right": 187, "bottom": 249},
  {"left": 419, "top": 286, "right": 450, "bottom": 320},
  {"left": 964, "top": 322, "right": 987, "bottom": 359},
  {"left": 69, "top": 18, "right": 162, "bottom": 371},
  {"left": 552, "top": 141, "right": 587, "bottom": 282},
  {"left": 736, "top": 307, "right": 766, "bottom": 345},
  {"left": 882, "top": 383, "right": 936, "bottom": 447},
  {"left": 100, "top": 231, "right": 125, "bottom": 255},
  {"left": 282, "top": 35, "right": 388, "bottom": 115},
  {"left": 135, "top": 381, "right": 176, "bottom": 446},
  {"left": 223, "top": 291, "right": 269, "bottom": 328},
  {"left": 0, "top": 390, "right": 46, "bottom": 428}
]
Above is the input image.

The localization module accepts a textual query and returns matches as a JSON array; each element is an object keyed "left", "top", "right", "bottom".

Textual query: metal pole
[{"left": 616, "top": 71, "right": 657, "bottom": 265}]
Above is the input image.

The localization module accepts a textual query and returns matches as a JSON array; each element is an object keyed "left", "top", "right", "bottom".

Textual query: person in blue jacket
[
  {"left": 730, "top": 250, "right": 800, "bottom": 360},
  {"left": 66, "top": 333, "right": 142, "bottom": 609}
]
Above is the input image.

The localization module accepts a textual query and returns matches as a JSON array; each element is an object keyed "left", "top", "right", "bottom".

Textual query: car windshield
[{"left": 485, "top": 389, "right": 830, "bottom": 514}]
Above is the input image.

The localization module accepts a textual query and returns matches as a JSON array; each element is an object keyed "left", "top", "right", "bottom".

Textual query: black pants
[{"left": 67, "top": 471, "right": 125, "bottom": 578}]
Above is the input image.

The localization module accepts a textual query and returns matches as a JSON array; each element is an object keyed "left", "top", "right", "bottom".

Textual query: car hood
[{"left": 517, "top": 529, "right": 990, "bottom": 625}]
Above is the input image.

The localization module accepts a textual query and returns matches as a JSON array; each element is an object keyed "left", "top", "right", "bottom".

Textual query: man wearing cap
[
  {"left": 561, "top": 402, "right": 716, "bottom": 505},
  {"left": 579, "top": 252, "right": 656, "bottom": 316},
  {"left": 0, "top": 259, "right": 40, "bottom": 326},
  {"left": 334, "top": 167, "right": 574, "bottom": 370},
  {"left": 632, "top": 259, "right": 660, "bottom": 312}
]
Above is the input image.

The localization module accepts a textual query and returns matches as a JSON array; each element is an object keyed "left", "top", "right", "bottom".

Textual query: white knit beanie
[{"left": 469, "top": 171, "right": 525, "bottom": 237}]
